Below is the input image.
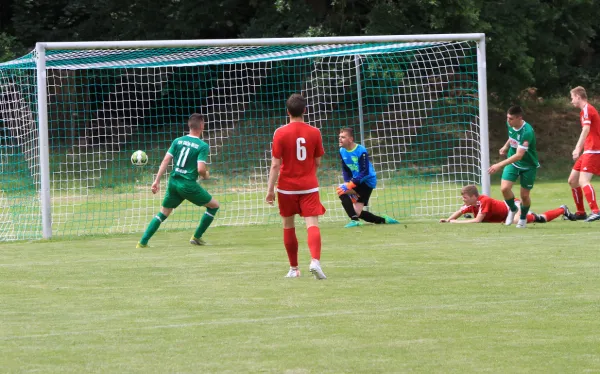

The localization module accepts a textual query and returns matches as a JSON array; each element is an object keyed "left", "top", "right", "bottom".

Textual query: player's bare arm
[
  {"left": 573, "top": 125, "right": 590, "bottom": 160},
  {"left": 450, "top": 212, "right": 486, "bottom": 224},
  {"left": 499, "top": 139, "right": 510, "bottom": 156},
  {"left": 151, "top": 153, "right": 174, "bottom": 194},
  {"left": 265, "top": 156, "right": 282, "bottom": 205},
  {"left": 197, "top": 161, "right": 209, "bottom": 179},
  {"left": 440, "top": 209, "right": 463, "bottom": 223},
  {"left": 488, "top": 145, "right": 527, "bottom": 174},
  {"left": 315, "top": 156, "right": 322, "bottom": 169}
]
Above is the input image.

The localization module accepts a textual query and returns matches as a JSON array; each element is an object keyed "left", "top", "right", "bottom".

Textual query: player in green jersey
[
  {"left": 137, "top": 113, "right": 220, "bottom": 247},
  {"left": 488, "top": 106, "right": 540, "bottom": 228}
]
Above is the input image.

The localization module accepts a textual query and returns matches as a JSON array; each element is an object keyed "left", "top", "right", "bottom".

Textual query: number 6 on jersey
[{"left": 296, "top": 137, "right": 306, "bottom": 161}]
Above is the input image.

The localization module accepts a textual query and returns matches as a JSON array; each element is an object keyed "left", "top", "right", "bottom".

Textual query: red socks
[
  {"left": 544, "top": 208, "right": 564, "bottom": 222},
  {"left": 284, "top": 226, "right": 322, "bottom": 266},
  {"left": 572, "top": 187, "right": 586, "bottom": 214},
  {"left": 583, "top": 185, "right": 600, "bottom": 214},
  {"left": 526, "top": 208, "right": 564, "bottom": 223},
  {"left": 283, "top": 228, "right": 298, "bottom": 267},
  {"left": 307, "top": 226, "right": 322, "bottom": 261}
]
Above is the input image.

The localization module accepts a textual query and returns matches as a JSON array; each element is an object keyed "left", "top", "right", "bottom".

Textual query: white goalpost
[{"left": 0, "top": 34, "right": 489, "bottom": 240}]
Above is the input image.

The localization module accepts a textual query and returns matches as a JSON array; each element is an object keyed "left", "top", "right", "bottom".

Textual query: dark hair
[
  {"left": 340, "top": 127, "right": 354, "bottom": 138},
  {"left": 507, "top": 106, "right": 524, "bottom": 117},
  {"left": 286, "top": 94, "right": 306, "bottom": 117},
  {"left": 188, "top": 113, "right": 205, "bottom": 130}
]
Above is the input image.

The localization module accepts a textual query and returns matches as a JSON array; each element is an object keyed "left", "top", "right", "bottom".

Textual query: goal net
[{"left": 0, "top": 35, "right": 488, "bottom": 240}]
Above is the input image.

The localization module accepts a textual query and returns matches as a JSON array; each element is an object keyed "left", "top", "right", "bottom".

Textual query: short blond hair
[
  {"left": 461, "top": 184, "right": 479, "bottom": 197},
  {"left": 570, "top": 86, "right": 587, "bottom": 100}
]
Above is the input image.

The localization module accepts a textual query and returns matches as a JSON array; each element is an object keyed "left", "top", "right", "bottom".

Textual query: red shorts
[
  {"left": 573, "top": 153, "right": 600, "bottom": 175},
  {"left": 277, "top": 191, "right": 326, "bottom": 217}
]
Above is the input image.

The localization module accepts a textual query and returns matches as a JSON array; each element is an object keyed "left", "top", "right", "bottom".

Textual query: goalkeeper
[{"left": 337, "top": 127, "right": 399, "bottom": 228}]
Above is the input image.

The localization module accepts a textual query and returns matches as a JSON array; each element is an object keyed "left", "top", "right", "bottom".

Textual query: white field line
[{"left": 1, "top": 295, "right": 595, "bottom": 341}]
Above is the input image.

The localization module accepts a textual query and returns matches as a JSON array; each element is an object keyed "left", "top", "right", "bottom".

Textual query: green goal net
[{"left": 0, "top": 35, "right": 489, "bottom": 240}]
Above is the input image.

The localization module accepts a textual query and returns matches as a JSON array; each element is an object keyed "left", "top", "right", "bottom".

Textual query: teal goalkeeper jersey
[
  {"left": 167, "top": 135, "right": 209, "bottom": 181},
  {"left": 506, "top": 121, "right": 540, "bottom": 170},
  {"left": 339, "top": 144, "right": 377, "bottom": 188}
]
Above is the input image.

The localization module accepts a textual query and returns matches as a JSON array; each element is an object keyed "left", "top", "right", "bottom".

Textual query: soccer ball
[{"left": 131, "top": 150, "right": 148, "bottom": 166}]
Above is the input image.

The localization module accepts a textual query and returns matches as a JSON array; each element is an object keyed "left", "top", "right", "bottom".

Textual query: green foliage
[
  {"left": 2, "top": 0, "right": 600, "bottom": 105},
  {"left": 9, "top": 0, "right": 257, "bottom": 45},
  {"left": 0, "top": 32, "right": 23, "bottom": 63}
]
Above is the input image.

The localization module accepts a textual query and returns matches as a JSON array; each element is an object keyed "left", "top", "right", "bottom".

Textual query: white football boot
[{"left": 309, "top": 259, "right": 327, "bottom": 280}]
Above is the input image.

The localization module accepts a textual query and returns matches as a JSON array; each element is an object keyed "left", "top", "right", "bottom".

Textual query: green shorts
[
  {"left": 162, "top": 177, "right": 212, "bottom": 209},
  {"left": 501, "top": 164, "right": 537, "bottom": 190}
]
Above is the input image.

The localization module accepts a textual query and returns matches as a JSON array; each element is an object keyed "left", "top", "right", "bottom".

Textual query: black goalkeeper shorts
[{"left": 353, "top": 183, "right": 374, "bottom": 206}]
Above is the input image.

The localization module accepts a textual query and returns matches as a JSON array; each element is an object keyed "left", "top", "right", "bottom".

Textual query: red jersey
[
  {"left": 580, "top": 103, "right": 600, "bottom": 153},
  {"left": 272, "top": 121, "right": 325, "bottom": 193},
  {"left": 460, "top": 195, "right": 509, "bottom": 223}
]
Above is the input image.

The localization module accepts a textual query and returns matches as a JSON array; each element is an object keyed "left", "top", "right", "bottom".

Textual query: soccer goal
[{"left": 0, "top": 34, "right": 489, "bottom": 240}]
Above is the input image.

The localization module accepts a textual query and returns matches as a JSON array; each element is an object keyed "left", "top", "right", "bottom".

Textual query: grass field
[{"left": 2, "top": 181, "right": 600, "bottom": 373}]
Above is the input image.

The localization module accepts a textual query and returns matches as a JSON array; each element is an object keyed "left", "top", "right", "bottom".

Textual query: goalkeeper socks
[
  {"left": 307, "top": 226, "right": 321, "bottom": 260},
  {"left": 140, "top": 212, "right": 168, "bottom": 245},
  {"left": 194, "top": 207, "right": 219, "bottom": 239},
  {"left": 505, "top": 197, "right": 518, "bottom": 212},
  {"left": 583, "top": 185, "right": 599, "bottom": 213},
  {"left": 339, "top": 194, "right": 359, "bottom": 220},
  {"left": 359, "top": 210, "right": 385, "bottom": 224},
  {"left": 520, "top": 205, "right": 530, "bottom": 220},
  {"left": 572, "top": 187, "right": 586, "bottom": 213},
  {"left": 283, "top": 228, "right": 299, "bottom": 267}
]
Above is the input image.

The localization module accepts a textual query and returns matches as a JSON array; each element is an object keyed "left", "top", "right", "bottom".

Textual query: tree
[{"left": 2, "top": 0, "right": 600, "bottom": 100}]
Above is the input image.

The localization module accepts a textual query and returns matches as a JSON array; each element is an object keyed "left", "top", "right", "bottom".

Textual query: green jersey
[
  {"left": 506, "top": 121, "right": 539, "bottom": 170},
  {"left": 167, "top": 135, "right": 209, "bottom": 181}
]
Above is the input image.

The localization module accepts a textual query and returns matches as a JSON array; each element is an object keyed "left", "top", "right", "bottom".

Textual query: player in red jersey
[
  {"left": 265, "top": 93, "right": 327, "bottom": 279},
  {"left": 567, "top": 86, "right": 600, "bottom": 222},
  {"left": 439, "top": 185, "right": 570, "bottom": 224}
]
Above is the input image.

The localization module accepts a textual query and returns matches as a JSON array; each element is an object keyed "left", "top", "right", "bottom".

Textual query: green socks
[
  {"left": 520, "top": 205, "right": 530, "bottom": 220},
  {"left": 140, "top": 206, "right": 219, "bottom": 245},
  {"left": 505, "top": 198, "right": 518, "bottom": 212},
  {"left": 194, "top": 207, "right": 219, "bottom": 239},
  {"left": 140, "top": 212, "right": 167, "bottom": 245}
]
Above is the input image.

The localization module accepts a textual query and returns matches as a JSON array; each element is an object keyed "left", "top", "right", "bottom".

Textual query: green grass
[
  {"left": 1, "top": 181, "right": 600, "bottom": 373},
  {"left": 13, "top": 175, "right": 454, "bottom": 238}
]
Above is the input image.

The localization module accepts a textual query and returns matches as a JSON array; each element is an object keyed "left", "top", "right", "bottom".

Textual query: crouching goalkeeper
[{"left": 336, "top": 127, "right": 399, "bottom": 228}]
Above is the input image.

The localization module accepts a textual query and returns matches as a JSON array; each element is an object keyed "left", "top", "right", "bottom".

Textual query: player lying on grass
[{"left": 439, "top": 185, "right": 571, "bottom": 224}]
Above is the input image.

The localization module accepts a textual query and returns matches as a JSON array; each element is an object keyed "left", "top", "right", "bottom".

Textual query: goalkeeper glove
[
  {"left": 348, "top": 194, "right": 358, "bottom": 203},
  {"left": 336, "top": 181, "right": 356, "bottom": 196}
]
